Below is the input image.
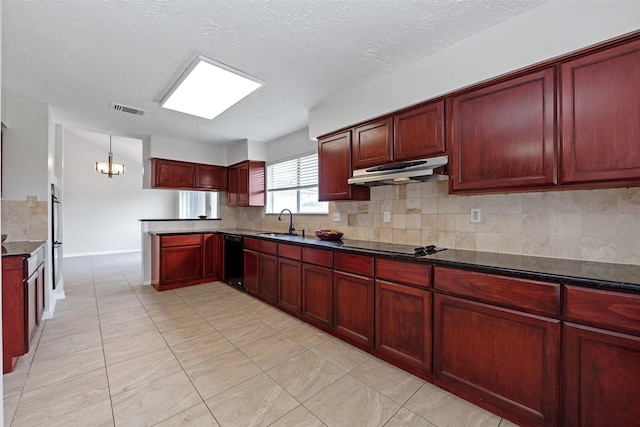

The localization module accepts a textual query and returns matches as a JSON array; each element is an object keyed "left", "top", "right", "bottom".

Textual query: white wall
[
  {"left": 266, "top": 128, "right": 317, "bottom": 163},
  {"left": 1, "top": 90, "right": 50, "bottom": 200},
  {"left": 63, "top": 131, "right": 177, "bottom": 256},
  {"left": 309, "top": 1, "right": 640, "bottom": 138}
]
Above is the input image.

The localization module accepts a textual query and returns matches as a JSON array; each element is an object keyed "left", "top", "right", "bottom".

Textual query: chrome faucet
[{"left": 278, "top": 208, "right": 296, "bottom": 235}]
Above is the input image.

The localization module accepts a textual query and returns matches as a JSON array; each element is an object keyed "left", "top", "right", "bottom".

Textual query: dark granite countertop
[
  {"left": 139, "top": 218, "right": 222, "bottom": 222},
  {"left": 1, "top": 241, "right": 47, "bottom": 258},
  {"left": 152, "top": 228, "right": 640, "bottom": 293}
]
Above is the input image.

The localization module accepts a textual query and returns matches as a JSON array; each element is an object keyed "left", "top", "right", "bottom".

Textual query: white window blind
[
  {"left": 266, "top": 153, "right": 327, "bottom": 214},
  {"left": 179, "top": 191, "right": 219, "bottom": 219}
]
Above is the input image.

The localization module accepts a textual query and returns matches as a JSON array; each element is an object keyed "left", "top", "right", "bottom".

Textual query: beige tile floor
[{"left": 3, "top": 253, "right": 519, "bottom": 427}]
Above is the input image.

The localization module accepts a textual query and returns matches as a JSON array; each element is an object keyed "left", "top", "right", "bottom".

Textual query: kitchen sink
[{"left": 256, "top": 232, "right": 297, "bottom": 237}]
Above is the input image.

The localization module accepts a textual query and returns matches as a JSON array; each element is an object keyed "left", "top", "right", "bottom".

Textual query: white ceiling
[{"left": 2, "top": 0, "right": 545, "bottom": 147}]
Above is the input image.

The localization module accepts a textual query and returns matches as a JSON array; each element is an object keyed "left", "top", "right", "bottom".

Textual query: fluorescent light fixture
[{"left": 161, "top": 55, "right": 262, "bottom": 119}]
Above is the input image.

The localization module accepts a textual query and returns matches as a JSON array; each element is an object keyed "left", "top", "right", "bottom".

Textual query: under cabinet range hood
[{"left": 348, "top": 155, "right": 448, "bottom": 186}]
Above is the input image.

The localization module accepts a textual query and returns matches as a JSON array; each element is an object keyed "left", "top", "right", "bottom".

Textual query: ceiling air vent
[{"left": 110, "top": 103, "right": 146, "bottom": 116}]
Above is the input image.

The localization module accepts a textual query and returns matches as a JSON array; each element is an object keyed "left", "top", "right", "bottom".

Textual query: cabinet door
[
  {"left": 202, "top": 233, "right": 222, "bottom": 280},
  {"left": 376, "top": 280, "right": 431, "bottom": 374},
  {"left": 434, "top": 294, "right": 560, "bottom": 427},
  {"left": 449, "top": 67, "right": 557, "bottom": 193},
  {"left": 36, "top": 263, "right": 45, "bottom": 325},
  {"left": 563, "top": 323, "right": 640, "bottom": 427},
  {"left": 561, "top": 38, "right": 640, "bottom": 185},
  {"left": 301, "top": 263, "right": 333, "bottom": 328},
  {"left": 237, "top": 162, "right": 250, "bottom": 206},
  {"left": 333, "top": 271, "right": 374, "bottom": 348},
  {"left": 394, "top": 101, "right": 445, "bottom": 161},
  {"left": 258, "top": 253, "right": 278, "bottom": 304},
  {"left": 318, "top": 131, "right": 369, "bottom": 202},
  {"left": 243, "top": 249, "right": 259, "bottom": 295},
  {"left": 278, "top": 258, "right": 301, "bottom": 314},
  {"left": 160, "top": 244, "right": 203, "bottom": 285},
  {"left": 152, "top": 158, "right": 195, "bottom": 189},
  {"left": 227, "top": 166, "right": 238, "bottom": 206},
  {"left": 195, "top": 164, "right": 227, "bottom": 190},
  {"left": 25, "top": 272, "right": 37, "bottom": 348},
  {"left": 352, "top": 118, "right": 393, "bottom": 169}
]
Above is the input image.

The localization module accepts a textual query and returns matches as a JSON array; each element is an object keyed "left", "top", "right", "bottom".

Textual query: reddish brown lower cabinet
[
  {"left": 301, "top": 264, "right": 333, "bottom": 328},
  {"left": 375, "top": 280, "right": 431, "bottom": 376},
  {"left": 333, "top": 271, "right": 374, "bottom": 349},
  {"left": 2, "top": 244, "right": 46, "bottom": 374},
  {"left": 203, "top": 233, "right": 223, "bottom": 280},
  {"left": 277, "top": 244, "right": 302, "bottom": 315},
  {"left": 151, "top": 233, "right": 223, "bottom": 291},
  {"left": 563, "top": 323, "right": 640, "bottom": 427},
  {"left": 243, "top": 248, "right": 259, "bottom": 295},
  {"left": 433, "top": 294, "right": 560, "bottom": 427},
  {"left": 258, "top": 253, "right": 277, "bottom": 304}
]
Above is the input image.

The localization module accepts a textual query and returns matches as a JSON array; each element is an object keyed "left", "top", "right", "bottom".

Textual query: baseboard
[{"left": 63, "top": 249, "right": 141, "bottom": 257}]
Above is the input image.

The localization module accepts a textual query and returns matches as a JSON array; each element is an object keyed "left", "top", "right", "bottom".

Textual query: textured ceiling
[{"left": 2, "top": 0, "right": 545, "bottom": 146}]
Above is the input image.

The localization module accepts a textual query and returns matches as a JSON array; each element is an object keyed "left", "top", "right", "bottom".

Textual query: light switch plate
[
  {"left": 383, "top": 211, "right": 391, "bottom": 223},
  {"left": 332, "top": 212, "right": 340, "bottom": 222}
]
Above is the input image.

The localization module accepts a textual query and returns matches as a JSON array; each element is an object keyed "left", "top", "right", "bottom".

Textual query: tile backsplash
[
  {"left": 1, "top": 198, "right": 49, "bottom": 242},
  {"left": 237, "top": 181, "right": 640, "bottom": 265}
]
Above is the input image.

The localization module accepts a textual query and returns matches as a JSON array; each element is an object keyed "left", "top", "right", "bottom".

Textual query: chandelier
[{"left": 95, "top": 135, "right": 125, "bottom": 178}]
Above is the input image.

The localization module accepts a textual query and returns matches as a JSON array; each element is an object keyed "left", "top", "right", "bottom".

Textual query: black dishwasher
[{"left": 224, "top": 234, "right": 244, "bottom": 290}]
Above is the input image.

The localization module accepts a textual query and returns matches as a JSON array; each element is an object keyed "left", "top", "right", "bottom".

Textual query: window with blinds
[
  {"left": 266, "top": 152, "right": 328, "bottom": 214},
  {"left": 179, "top": 191, "right": 219, "bottom": 219}
]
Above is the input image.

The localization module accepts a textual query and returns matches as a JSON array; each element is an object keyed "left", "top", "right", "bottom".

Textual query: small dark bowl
[
  {"left": 315, "top": 230, "right": 344, "bottom": 241},
  {"left": 198, "top": 215, "right": 207, "bottom": 220},
  {"left": 1, "top": 234, "right": 7, "bottom": 243}
]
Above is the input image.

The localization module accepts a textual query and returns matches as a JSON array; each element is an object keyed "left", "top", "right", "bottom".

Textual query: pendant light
[{"left": 95, "top": 135, "right": 125, "bottom": 178}]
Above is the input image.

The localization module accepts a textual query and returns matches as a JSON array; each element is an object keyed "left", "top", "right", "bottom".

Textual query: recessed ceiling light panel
[{"left": 160, "top": 55, "right": 263, "bottom": 120}]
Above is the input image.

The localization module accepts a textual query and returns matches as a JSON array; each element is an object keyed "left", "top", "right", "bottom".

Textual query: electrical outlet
[
  {"left": 383, "top": 211, "right": 391, "bottom": 223},
  {"left": 332, "top": 212, "right": 340, "bottom": 222},
  {"left": 470, "top": 208, "right": 481, "bottom": 223}
]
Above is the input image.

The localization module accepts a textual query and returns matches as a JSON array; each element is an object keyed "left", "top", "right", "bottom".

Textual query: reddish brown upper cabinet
[
  {"left": 152, "top": 158, "right": 227, "bottom": 191},
  {"left": 227, "top": 161, "right": 265, "bottom": 207},
  {"left": 318, "top": 130, "right": 370, "bottom": 202},
  {"left": 195, "top": 164, "right": 227, "bottom": 190},
  {"left": 394, "top": 100, "right": 445, "bottom": 161},
  {"left": 352, "top": 118, "right": 393, "bottom": 169},
  {"left": 152, "top": 158, "right": 195, "bottom": 189},
  {"left": 560, "top": 37, "right": 640, "bottom": 186},
  {"left": 449, "top": 67, "right": 557, "bottom": 193}
]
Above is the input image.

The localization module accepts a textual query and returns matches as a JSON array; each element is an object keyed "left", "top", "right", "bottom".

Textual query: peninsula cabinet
[
  {"left": 301, "top": 247, "right": 334, "bottom": 328},
  {"left": 151, "top": 233, "right": 223, "bottom": 291},
  {"left": 333, "top": 252, "right": 374, "bottom": 349},
  {"left": 318, "top": 130, "right": 370, "bottom": 202},
  {"left": 560, "top": 37, "right": 640, "bottom": 186},
  {"left": 277, "top": 243, "right": 302, "bottom": 315},
  {"left": 433, "top": 267, "right": 561, "bottom": 427},
  {"left": 352, "top": 118, "right": 393, "bottom": 169},
  {"left": 449, "top": 67, "right": 557, "bottom": 194},
  {"left": 375, "top": 258, "right": 433, "bottom": 377},
  {"left": 393, "top": 100, "right": 445, "bottom": 161},
  {"left": 563, "top": 286, "right": 640, "bottom": 427},
  {"left": 227, "top": 161, "right": 266, "bottom": 206}
]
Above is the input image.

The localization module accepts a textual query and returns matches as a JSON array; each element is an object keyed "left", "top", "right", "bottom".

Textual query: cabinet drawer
[
  {"left": 434, "top": 266, "right": 560, "bottom": 317},
  {"left": 334, "top": 252, "right": 374, "bottom": 277},
  {"left": 259, "top": 239, "right": 278, "bottom": 255},
  {"left": 565, "top": 285, "right": 640, "bottom": 335},
  {"left": 278, "top": 243, "right": 301, "bottom": 261},
  {"left": 160, "top": 234, "right": 202, "bottom": 248},
  {"left": 243, "top": 237, "right": 259, "bottom": 251},
  {"left": 302, "top": 247, "right": 333, "bottom": 268},
  {"left": 376, "top": 258, "right": 431, "bottom": 289}
]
